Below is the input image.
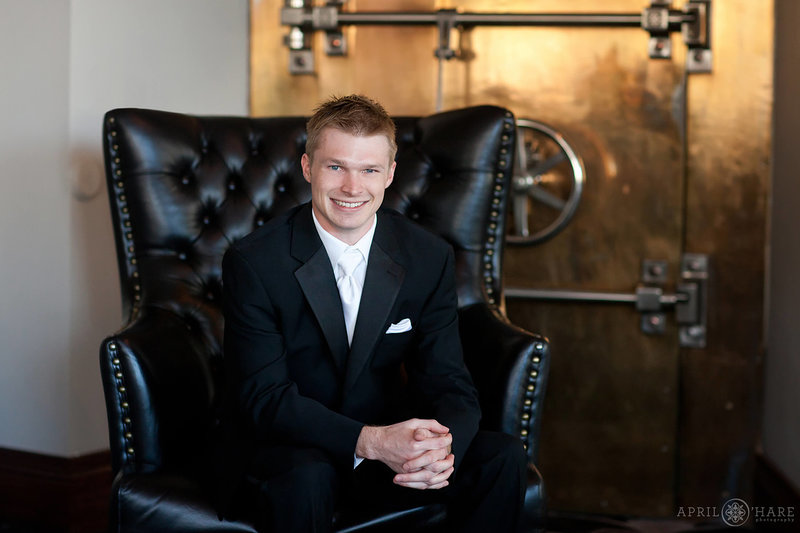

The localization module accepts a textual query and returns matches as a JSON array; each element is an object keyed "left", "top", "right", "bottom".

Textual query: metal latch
[
  {"left": 637, "top": 255, "right": 708, "bottom": 347},
  {"left": 505, "top": 253, "right": 709, "bottom": 348}
]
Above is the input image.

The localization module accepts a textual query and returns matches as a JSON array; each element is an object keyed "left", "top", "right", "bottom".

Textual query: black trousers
[{"left": 247, "top": 430, "right": 527, "bottom": 533}]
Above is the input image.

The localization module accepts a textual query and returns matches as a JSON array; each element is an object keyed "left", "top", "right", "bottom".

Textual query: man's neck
[
  {"left": 311, "top": 209, "right": 377, "bottom": 251},
  {"left": 311, "top": 206, "right": 376, "bottom": 245}
]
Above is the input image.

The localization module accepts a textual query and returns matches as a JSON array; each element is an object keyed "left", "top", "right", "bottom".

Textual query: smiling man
[
  {"left": 218, "top": 95, "right": 527, "bottom": 532},
  {"left": 301, "top": 124, "right": 393, "bottom": 245}
]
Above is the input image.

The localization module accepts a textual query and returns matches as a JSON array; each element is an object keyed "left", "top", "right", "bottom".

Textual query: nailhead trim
[
  {"left": 519, "top": 341, "right": 546, "bottom": 452},
  {"left": 107, "top": 115, "right": 142, "bottom": 320},
  {"left": 482, "top": 111, "right": 515, "bottom": 306},
  {"left": 108, "top": 341, "right": 135, "bottom": 462}
]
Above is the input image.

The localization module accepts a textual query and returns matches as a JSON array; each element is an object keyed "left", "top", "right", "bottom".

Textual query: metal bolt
[{"left": 687, "top": 325, "right": 704, "bottom": 337}]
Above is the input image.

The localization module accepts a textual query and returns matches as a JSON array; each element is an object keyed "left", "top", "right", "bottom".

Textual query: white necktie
[{"left": 336, "top": 247, "right": 364, "bottom": 345}]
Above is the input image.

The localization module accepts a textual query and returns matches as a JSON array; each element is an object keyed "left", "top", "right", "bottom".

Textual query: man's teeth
[{"left": 333, "top": 200, "right": 365, "bottom": 208}]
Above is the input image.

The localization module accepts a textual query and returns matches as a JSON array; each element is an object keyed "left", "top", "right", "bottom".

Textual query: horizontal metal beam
[
  {"left": 504, "top": 287, "right": 688, "bottom": 306},
  {"left": 284, "top": 8, "right": 695, "bottom": 30},
  {"left": 338, "top": 12, "right": 647, "bottom": 27}
]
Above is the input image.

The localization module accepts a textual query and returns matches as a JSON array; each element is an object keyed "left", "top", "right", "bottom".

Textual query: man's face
[{"left": 302, "top": 127, "right": 396, "bottom": 245}]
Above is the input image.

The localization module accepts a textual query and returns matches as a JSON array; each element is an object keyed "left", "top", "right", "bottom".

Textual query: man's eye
[
  {"left": 363, "top": 169, "right": 377, "bottom": 174},
  {"left": 329, "top": 165, "right": 340, "bottom": 171}
]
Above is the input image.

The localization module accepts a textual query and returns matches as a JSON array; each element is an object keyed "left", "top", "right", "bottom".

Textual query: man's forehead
[
  {"left": 311, "top": 127, "right": 394, "bottom": 158},
  {"left": 319, "top": 126, "right": 391, "bottom": 143}
]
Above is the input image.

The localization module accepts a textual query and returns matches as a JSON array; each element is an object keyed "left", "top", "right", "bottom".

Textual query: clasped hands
[{"left": 355, "top": 419, "right": 455, "bottom": 490}]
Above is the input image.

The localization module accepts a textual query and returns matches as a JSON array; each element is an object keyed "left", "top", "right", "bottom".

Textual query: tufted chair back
[{"left": 100, "top": 106, "right": 522, "bottom": 477}]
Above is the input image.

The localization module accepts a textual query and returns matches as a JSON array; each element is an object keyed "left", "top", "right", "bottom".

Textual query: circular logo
[{"left": 722, "top": 498, "right": 750, "bottom": 527}]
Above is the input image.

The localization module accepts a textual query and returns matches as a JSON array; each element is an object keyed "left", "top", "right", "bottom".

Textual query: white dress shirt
[{"left": 311, "top": 209, "right": 376, "bottom": 468}]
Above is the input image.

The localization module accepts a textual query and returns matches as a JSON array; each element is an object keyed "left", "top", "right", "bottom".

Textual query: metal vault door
[
  {"left": 502, "top": 67, "right": 687, "bottom": 515},
  {"left": 475, "top": 2, "right": 692, "bottom": 515}
]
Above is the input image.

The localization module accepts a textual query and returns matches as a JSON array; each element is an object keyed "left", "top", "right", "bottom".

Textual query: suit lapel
[
  {"left": 344, "top": 215, "right": 406, "bottom": 391},
  {"left": 291, "top": 205, "right": 349, "bottom": 373}
]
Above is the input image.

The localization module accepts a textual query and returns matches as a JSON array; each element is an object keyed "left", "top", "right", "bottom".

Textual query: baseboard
[{"left": 0, "top": 447, "right": 111, "bottom": 533}]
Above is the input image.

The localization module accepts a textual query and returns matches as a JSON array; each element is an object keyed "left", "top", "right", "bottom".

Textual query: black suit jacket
[{"left": 217, "top": 203, "right": 480, "bottom": 512}]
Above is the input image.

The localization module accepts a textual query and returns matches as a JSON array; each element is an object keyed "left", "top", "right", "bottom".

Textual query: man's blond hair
[{"left": 305, "top": 94, "right": 397, "bottom": 161}]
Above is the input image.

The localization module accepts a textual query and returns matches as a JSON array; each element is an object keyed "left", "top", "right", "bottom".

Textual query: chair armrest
[
  {"left": 523, "top": 463, "right": 547, "bottom": 533},
  {"left": 110, "top": 469, "right": 257, "bottom": 533},
  {"left": 458, "top": 303, "right": 550, "bottom": 462},
  {"left": 100, "top": 308, "right": 222, "bottom": 476}
]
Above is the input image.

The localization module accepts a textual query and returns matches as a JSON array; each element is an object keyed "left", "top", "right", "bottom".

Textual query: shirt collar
[{"left": 311, "top": 209, "right": 376, "bottom": 270}]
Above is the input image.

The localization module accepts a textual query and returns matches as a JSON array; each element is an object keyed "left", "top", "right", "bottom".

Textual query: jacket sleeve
[
  {"left": 405, "top": 246, "right": 482, "bottom": 471},
  {"left": 222, "top": 246, "right": 364, "bottom": 466}
]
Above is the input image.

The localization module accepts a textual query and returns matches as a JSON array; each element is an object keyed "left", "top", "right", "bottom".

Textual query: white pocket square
[{"left": 386, "top": 318, "right": 412, "bottom": 334}]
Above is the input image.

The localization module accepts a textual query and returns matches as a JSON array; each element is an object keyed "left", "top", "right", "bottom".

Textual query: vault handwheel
[{"left": 507, "top": 118, "right": 585, "bottom": 245}]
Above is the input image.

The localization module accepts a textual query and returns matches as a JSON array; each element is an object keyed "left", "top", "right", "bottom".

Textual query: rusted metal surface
[
  {"left": 678, "top": 0, "right": 772, "bottom": 510},
  {"left": 250, "top": 0, "right": 773, "bottom": 519},
  {"left": 251, "top": 0, "right": 440, "bottom": 116},
  {"left": 499, "top": 14, "right": 685, "bottom": 512}
]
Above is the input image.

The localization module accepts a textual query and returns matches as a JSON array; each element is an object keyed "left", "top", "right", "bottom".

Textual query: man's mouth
[{"left": 332, "top": 199, "right": 367, "bottom": 208}]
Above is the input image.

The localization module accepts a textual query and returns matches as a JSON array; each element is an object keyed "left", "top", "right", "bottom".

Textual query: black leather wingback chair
[{"left": 99, "top": 106, "right": 550, "bottom": 532}]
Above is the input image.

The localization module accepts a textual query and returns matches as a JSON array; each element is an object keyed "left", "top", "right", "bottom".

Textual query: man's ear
[
  {"left": 385, "top": 161, "right": 397, "bottom": 189},
  {"left": 301, "top": 153, "right": 312, "bottom": 184}
]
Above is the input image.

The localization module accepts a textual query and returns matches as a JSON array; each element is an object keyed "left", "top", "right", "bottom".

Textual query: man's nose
[{"left": 340, "top": 171, "right": 362, "bottom": 194}]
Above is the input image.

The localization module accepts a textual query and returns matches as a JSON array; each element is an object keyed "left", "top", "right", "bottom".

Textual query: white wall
[
  {"left": 763, "top": 0, "right": 800, "bottom": 491},
  {"left": 0, "top": 0, "right": 248, "bottom": 457},
  {"left": 0, "top": 0, "right": 73, "bottom": 455}
]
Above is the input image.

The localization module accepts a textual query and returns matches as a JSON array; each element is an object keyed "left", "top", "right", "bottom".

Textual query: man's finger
[
  {"left": 414, "top": 419, "right": 449, "bottom": 434},
  {"left": 425, "top": 480, "right": 449, "bottom": 490},
  {"left": 421, "top": 454, "right": 455, "bottom": 474},
  {"left": 413, "top": 428, "right": 434, "bottom": 440},
  {"left": 403, "top": 448, "right": 447, "bottom": 472},
  {"left": 394, "top": 464, "right": 454, "bottom": 486},
  {"left": 394, "top": 480, "right": 429, "bottom": 490},
  {"left": 394, "top": 467, "right": 453, "bottom": 490},
  {"left": 394, "top": 479, "right": 450, "bottom": 490},
  {"left": 411, "top": 433, "right": 451, "bottom": 453},
  {"left": 394, "top": 468, "right": 436, "bottom": 484},
  {"left": 427, "top": 466, "right": 454, "bottom": 485}
]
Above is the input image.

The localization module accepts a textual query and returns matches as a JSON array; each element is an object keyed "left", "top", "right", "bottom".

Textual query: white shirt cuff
[{"left": 354, "top": 454, "right": 365, "bottom": 469}]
